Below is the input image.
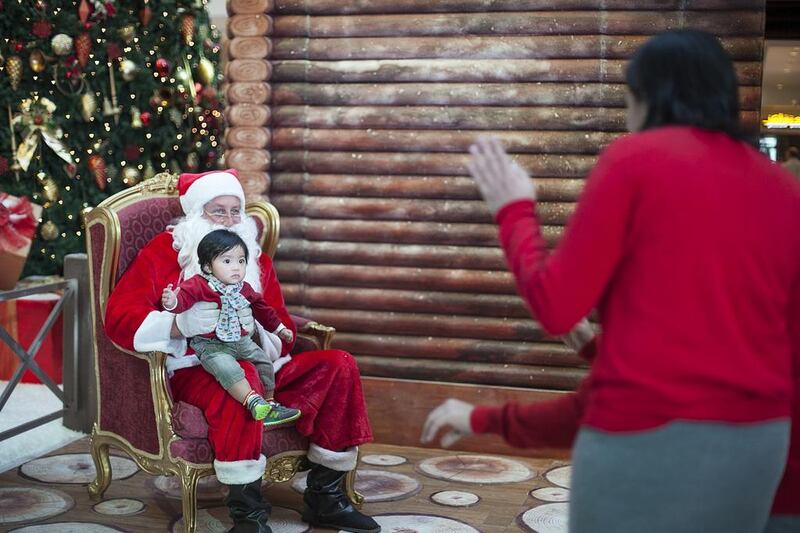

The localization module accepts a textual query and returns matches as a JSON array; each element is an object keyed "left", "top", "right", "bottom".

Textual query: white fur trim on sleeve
[
  {"left": 133, "top": 310, "right": 188, "bottom": 356},
  {"left": 255, "top": 321, "right": 282, "bottom": 363},
  {"left": 213, "top": 454, "right": 266, "bottom": 485},
  {"left": 272, "top": 355, "right": 292, "bottom": 373},
  {"left": 307, "top": 444, "right": 358, "bottom": 472}
]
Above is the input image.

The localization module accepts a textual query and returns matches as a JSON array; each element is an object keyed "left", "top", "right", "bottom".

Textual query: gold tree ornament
[
  {"left": 130, "top": 106, "right": 142, "bottom": 128},
  {"left": 50, "top": 34, "right": 73, "bottom": 56},
  {"left": 40, "top": 221, "right": 59, "bottom": 240},
  {"left": 40, "top": 176, "right": 60, "bottom": 203},
  {"left": 120, "top": 59, "right": 137, "bottom": 81},
  {"left": 6, "top": 56, "right": 23, "bottom": 90},
  {"left": 13, "top": 97, "right": 74, "bottom": 171},
  {"left": 143, "top": 161, "right": 155, "bottom": 179},
  {"left": 118, "top": 25, "right": 136, "bottom": 43},
  {"left": 181, "top": 13, "right": 195, "bottom": 45},
  {"left": 197, "top": 57, "right": 215, "bottom": 85},
  {"left": 29, "top": 50, "right": 46, "bottom": 73},
  {"left": 122, "top": 166, "right": 141, "bottom": 186},
  {"left": 80, "top": 92, "right": 97, "bottom": 122}
]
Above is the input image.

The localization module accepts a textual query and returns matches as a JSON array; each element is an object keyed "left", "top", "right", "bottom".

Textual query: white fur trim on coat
[
  {"left": 133, "top": 310, "right": 187, "bottom": 356},
  {"left": 214, "top": 454, "right": 267, "bottom": 485},
  {"left": 308, "top": 444, "right": 358, "bottom": 472},
  {"left": 272, "top": 355, "right": 292, "bottom": 373},
  {"left": 255, "top": 321, "right": 282, "bottom": 363}
]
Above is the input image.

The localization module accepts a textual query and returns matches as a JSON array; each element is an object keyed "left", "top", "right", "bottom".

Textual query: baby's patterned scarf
[{"left": 203, "top": 273, "right": 249, "bottom": 342}]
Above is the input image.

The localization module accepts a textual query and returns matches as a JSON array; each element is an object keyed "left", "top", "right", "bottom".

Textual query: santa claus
[{"left": 105, "top": 169, "right": 380, "bottom": 533}]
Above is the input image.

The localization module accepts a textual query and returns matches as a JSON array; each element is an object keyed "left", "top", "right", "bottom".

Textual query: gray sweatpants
[
  {"left": 190, "top": 335, "right": 275, "bottom": 392},
  {"left": 762, "top": 516, "right": 800, "bottom": 533},
  {"left": 570, "top": 420, "right": 790, "bottom": 533}
]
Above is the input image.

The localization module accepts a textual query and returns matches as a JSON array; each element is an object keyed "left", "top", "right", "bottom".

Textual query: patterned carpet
[{"left": 0, "top": 438, "right": 571, "bottom": 532}]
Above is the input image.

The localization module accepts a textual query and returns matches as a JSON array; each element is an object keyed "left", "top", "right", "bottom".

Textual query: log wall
[{"left": 225, "top": 0, "right": 766, "bottom": 390}]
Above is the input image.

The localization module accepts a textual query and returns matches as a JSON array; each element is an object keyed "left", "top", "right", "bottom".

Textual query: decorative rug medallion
[
  {"left": 8, "top": 523, "right": 127, "bottom": 532},
  {"left": 544, "top": 466, "right": 571, "bottom": 489},
  {"left": 0, "top": 486, "right": 74, "bottom": 525},
  {"left": 518, "top": 503, "right": 569, "bottom": 533},
  {"left": 151, "top": 474, "right": 228, "bottom": 500},
  {"left": 361, "top": 454, "right": 407, "bottom": 467},
  {"left": 92, "top": 498, "right": 146, "bottom": 516},
  {"left": 171, "top": 505, "right": 308, "bottom": 533},
  {"left": 291, "top": 469, "right": 421, "bottom": 503},
  {"left": 430, "top": 490, "right": 481, "bottom": 507},
  {"left": 417, "top": 454, "right": 533, "bottom": 484},
  {"left": 344, "top": 514, "right": 480, "bottom": 533},
  {"left": 530, "top": 487, "right": 570, "bottom": 502},
  {"left": 19, "top": 453, "right": 138, "bottom": 484}
]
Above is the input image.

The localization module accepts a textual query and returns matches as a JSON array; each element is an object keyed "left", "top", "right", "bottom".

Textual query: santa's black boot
[
  {"left": 301, "top": 464, "right": 380, "bottom": 533},
  {"left": 225, "top": 479, "right": 272, "bottom": 533}
]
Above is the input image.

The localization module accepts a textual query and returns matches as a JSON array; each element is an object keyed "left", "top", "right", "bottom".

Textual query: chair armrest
[{"left": 291, "top": 314, "right": 335, "bottom": 353}]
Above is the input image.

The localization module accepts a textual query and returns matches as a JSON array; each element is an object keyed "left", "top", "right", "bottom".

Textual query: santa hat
[{"left": 177, "top": 169, "right": 245, "bottom": 215}]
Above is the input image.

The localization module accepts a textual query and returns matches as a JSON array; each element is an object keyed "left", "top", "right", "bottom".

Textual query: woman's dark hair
[
  {"left": 197, "top": 229, "right": 249, "bottom": 273},
  {"left": 625, "top": 29, "right": 743, "bottom": 139}
]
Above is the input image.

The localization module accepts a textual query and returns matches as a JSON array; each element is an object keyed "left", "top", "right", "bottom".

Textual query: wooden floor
[{"left": 0, "top": 437, "right": 570, "bottom": 532}]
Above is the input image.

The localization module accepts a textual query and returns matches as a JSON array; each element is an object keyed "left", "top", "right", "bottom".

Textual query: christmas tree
[{"left": 0, "top": 0, "right": 224, "bottom": 275}]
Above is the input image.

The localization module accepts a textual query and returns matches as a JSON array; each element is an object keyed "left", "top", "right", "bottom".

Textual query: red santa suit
[{"left": 104, "top": 229, "right": 373, "bottom": 485}]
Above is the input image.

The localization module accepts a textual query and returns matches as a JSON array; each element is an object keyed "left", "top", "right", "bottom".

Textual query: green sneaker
[
  {"left": 262, "top": 400, "right": 301, "bottom": 428},
  {"left": 245, "top": 394, "right": 271, "bottom": 421}
]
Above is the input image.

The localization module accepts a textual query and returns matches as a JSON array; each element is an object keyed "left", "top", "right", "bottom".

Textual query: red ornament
[
  {"left": 74, "top": 32, "right": 91, "bottom": 68},
  {"left": 78, "top": 0, "right": 90, "bottom": 25},
  {"left": 154, "top": 58, "right": 170, "bottom": 77},
  {"left": 105, "top": 2, "right": 116, "bottom": 17},
  {"left": 33, "top": 115, "right": 44, "bottom": 125},
  {"left": 140, "top": 111, "right": 151, "bottom": 126},
  {"left": 139, "top": 4, "right": 152, "bottom": 26},
  {"left": 106, "top": 42, "right": 121, "bottom": 60},
  {"left": 12, "top": 41, "right": 23, "bottom": 52},
  {"left": 87, "top": 154, "right": 107, "bottom": 190},
  {"left": 31, "top": 20, "right": 52, "bottom": 38}
]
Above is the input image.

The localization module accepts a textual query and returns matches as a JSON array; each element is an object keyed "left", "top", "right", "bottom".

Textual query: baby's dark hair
[{"left": 197, "top": 229, "right": 249, "bottom": 273}]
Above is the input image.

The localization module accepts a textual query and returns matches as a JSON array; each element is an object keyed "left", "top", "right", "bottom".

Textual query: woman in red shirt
[{"left": 423, "top": 30, "right": 800, "bottom": 533}]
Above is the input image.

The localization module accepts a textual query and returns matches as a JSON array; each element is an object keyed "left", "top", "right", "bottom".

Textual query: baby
[{"left": 161, "top": 229, "right": 300, "bottom": 427}]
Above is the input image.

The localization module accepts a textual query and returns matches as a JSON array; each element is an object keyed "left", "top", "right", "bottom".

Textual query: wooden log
[
  {"left": 226, "top": 82, "right": 271, "bottom": 104},
  {"left": 270, "top": 174, "right": 585, "bottom": 202},
  {"left": 225, "top": 126, "right": 271, "bottom": 148},
  {"left": 227, "top": 14, "right": 273, "bottom": 38},
  {"left": 271, "top": 58, "right": 760, "bottom": 85},
  {"left": 270, "top": 151, "right": 597, "bottom": 177},
  {"left": 271, "top": 12, "right": 762, "bottom": 38},
  {"left": 239, "top": 170, "right": 270, "bottom": 198},
  {"left": 226, "top": 103, "right": 271, "bottom": 126},
  {"left": 228, "top": 0, "right": 273, "bottom": 15},
  {"left": 276, "top": 239, "right": 509, "bottom": 269},
  {"left": 225, "top": 59, "right": 272, "bottom": 82},
  {"left": 272, "top": 82, "right": 629, "bottom": 106},
  {"left": 331, "top": 333, "right": 583, "bottom": 367},
  {"left": 228, "top": 37, "right": 272, "bottom": 59},
  {"left": 271, "top": 128, "right": 617, "bottom": 154},
  {"left": 271, "top": 195, "right": 575, "bottom": 224},
  {"left": 271, "top": 83, "right": 761, "bottom": 110},
  {"left": 226, "top": 148, "right": 271, "bottom": 171},
  {"left": 282, "top": 284, "right": 531, "bottom": 317},
  {"left": 276, "top": 262, "right": 519, "bottom": 293},
  {"left": 353, "top": 356, "right": 586, "bottom": 390},
  {"left": 274, "top": 0, "right": 763, "bottom": 15},
  {"left": 271, "top": 35, "right": 761, "bottom": 61}
]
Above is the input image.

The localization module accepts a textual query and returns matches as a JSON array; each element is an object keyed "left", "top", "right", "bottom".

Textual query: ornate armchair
[{"left": 83, "top": 172, "right": 360, "bottom": 532}]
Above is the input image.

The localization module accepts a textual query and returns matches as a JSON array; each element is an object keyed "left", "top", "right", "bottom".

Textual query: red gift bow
[{"left": 0, "top": 193, "right": 37, "bottom": 252}]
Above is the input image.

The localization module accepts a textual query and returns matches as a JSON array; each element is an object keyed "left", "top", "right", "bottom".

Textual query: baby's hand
[
  {"left": 278, "top": 329, "right": 294, "bottom": 343},
  {"left": 161, "top": 284, "right": 178, "bottom": 309}
]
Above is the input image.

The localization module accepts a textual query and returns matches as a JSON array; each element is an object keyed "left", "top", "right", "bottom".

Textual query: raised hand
[
  {"left": 420, "top": 398, "right": 475, "bottom": 448},
  {"left": 467, "top": 136, "right": 537, "bottom": 215}
]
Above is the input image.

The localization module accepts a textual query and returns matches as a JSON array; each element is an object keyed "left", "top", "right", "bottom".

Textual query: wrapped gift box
[
  {"left": 0, "top": 194, "right": 41, "bottom": 291},
  {"left": 0, "top": 291, "right": 63, "bottom": 384}
]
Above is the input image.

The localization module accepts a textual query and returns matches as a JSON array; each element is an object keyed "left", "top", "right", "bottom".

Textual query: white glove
[
  {"left": 561, "top": 318, "right": 596, "bottom": 353},
  {"left": 175, "top": 301, "right": 218, "bottom": 338},
  {"left": 420, "top": 398, "right": 475, "bottom": 448},
  {"left": 237, "top": 306, "right": 255, "bottom": 336},
  {"left": 467, "top": 136, "right": 537, "bottom": 215}
]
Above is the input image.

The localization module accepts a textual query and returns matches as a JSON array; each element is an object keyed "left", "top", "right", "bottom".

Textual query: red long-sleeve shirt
[{"left": 471, "top": 126, "right": 800, "bottom": 511}]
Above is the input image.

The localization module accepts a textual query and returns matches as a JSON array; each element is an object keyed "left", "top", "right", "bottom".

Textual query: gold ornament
[
  {"left": 197, "top": 57, "right": 215, "bottom": 86},
  {"left": 130, "top": 106, "right": 142, "bottom": 128},
  {"left": 119, "top": 59, "right": 137, "bottom": 82},
  {"left": 180, "top": 13, "right": 195, "bottom": 46},
  {"left": 50, "top": 34, "right": 73, "bottom": 56},
  {"left": 40, "top": 176, "right": 60, "bottom": 203},
  {"left": 29, "top": 50, "right": 46, "bottom": 74},
  {"left": 174, "top": 66, "right": 191, "bottom": 89},
  {"left": 122, "top": 166, "right": 141, "bottom": 187},
  {"left": 6, "top": 56, "right": 22, "bottom": 90},
  {"left": 118, "top": 25, "right": 136, "bottom": 43},
  {"left": 143, "top": 160, "right": 155, "bottom": 180},
  {"left": 80, "top": 92, "right": 97, "bottom": 122},
  {"left": 40, "top": 220, "right": 59, "bottom": 240}
]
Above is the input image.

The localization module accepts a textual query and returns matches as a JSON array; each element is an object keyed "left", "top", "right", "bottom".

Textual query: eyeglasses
[{"left": 204, "top": 208, "right": 242, "bottom": 223}]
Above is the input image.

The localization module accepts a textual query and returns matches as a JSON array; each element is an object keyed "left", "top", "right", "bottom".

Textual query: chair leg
[
  {"left": 179, "top": 467, "right": 201, "bottom": 533},
  {"left": 88, "top": 437, "right": 111, "bottom": 500},
  {"left": 344, "top": 468, "right": 364, "bottom": 507}
]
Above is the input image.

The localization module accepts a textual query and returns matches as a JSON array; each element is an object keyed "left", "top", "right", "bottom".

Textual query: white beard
[{"left": 170, "top": 211, "right": 263, "bottom": 292}]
